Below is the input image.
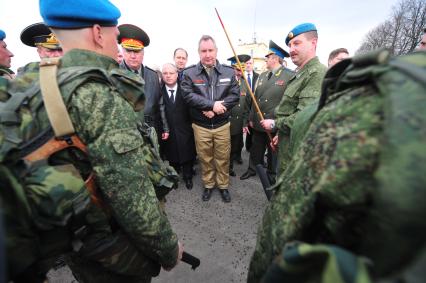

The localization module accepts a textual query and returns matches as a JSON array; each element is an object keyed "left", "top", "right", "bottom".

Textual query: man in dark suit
[
  {"left": 118, "top": 24, "right": 169, "bottom": 141},
  {"left": 242, "top": 58, "right": 259, "bottom": 155},
  {"left": 240, "top": 40, "right": 294, "bottom": 182},
  {"left": 161, "top": 63, "right": 196, "bottom": 189}
]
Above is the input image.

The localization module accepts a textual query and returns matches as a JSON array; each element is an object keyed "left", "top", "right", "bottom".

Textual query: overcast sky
[{"left": 1, "top": 0, "right": 401, "bottom": 72}]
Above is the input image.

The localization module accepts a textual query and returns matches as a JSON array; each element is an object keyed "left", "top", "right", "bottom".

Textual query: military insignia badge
[
  {"left": 275, "top": 80, "right": 285, "bottom": 86},
  {"left": 288, "top": 32, "right": 294, "bottom": 39}
]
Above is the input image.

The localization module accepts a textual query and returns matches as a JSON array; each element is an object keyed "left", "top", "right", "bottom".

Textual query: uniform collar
[{"left": 60, "top": 49, "right": 118, "bottom": 70}]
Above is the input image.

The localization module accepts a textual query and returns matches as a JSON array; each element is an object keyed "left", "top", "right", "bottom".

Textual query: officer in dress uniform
[
  {"left": 240, "top": 40, "right": 294, "bottom": 183},
  {"left": 227, "top": 54, "right": 251, "bottom": 177},
  {"left": 118, "top": 24, "right": 169, "bottom": 143},
  {"left": 20, "top": 22, "right": 63, "bottom": 59}
]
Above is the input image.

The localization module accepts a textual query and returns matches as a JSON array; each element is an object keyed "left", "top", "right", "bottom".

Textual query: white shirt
[{"left": 166, "top": 84, "right": 178, "bottom": 99}]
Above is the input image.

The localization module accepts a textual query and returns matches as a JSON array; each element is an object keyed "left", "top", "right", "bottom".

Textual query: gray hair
[{"left": 198, "top": 35, "right": 217, "bottom": 50}]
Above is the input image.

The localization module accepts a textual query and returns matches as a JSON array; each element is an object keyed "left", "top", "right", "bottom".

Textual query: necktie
[
  {"left": 247, "top": 73, "right": 252, "bottom": 89},
  {"left": 134, "top": 69, "right": 139, "bottom": 75},
  {"left": 267, "top": 72, "right": 272, "bottom": 80},
  {"left": 169, "top": 89, "right": 175, "bottom": 103}
]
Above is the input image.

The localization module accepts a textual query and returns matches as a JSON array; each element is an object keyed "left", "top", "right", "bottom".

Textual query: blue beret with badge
[
  {"left": 40, "top": 0, "right": 121, "bottom": 28},
  {"left": 0, "top": 29, "right": 5, "bottom": 41},
  {"left": 285, "top": 23, "right": 317, "bottom": 46},
  {"left": 265, "top": 40, "right": 289, "bottom": 59}
]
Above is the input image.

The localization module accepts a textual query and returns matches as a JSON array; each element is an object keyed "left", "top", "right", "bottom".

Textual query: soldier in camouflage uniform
[
  {"left": 0, "top": 29, "right": 15, "bottom": 80},
  {"left": 248, "top": 50, "right": 426, "bottom": 282},
  {"left": 0, "top": 0, "right": 183, "bottom": 282},
  {"left": 260, "top": 23, "right": 327, "bottom": 175}
]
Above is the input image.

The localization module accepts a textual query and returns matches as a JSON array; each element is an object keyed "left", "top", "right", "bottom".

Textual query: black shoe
[
  {"left": 229, "top": 169, "right": 236, "bottom": 177},
  {"left": 235, "top": 157, "right": 243, "bottom": 164},
  {"left": 185, "top": 179, "right": 193, "bottom": 190},
  {"left": 202, "top": 188, "right": 212, "bottom": 201},
  {"left": 220, "top": 189, "right": 231, "bottom": 203},
  {"left": 240, "top": 171, "right": 255, "bottom": 180}
]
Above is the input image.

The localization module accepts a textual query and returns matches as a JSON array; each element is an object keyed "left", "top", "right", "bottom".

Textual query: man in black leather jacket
[{"left": 181, "top": 35, "right": 239, "bottom": 203}]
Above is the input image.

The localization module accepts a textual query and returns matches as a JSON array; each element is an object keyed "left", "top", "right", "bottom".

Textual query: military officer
[
  {"left": 260, "top": 23, "right": 327, "bottom": 175},
  {"left": 240, "top": 40, "right": 294, "bottom": 182},
  {"left": 118, "top": 24, "right": 169, "bottom": 142},
  {"left": 227, "top": 54, "right": 251, "bottom": 176},
  {"left": 0, "top": 29, "right": 14, "bottom": 80},
  {"left": 20, "top": 22, "right": 63, "bottom": 59}
]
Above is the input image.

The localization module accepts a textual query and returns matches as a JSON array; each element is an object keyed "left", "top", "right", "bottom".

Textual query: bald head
[{"left": 52, "top": 25, "right": 119, "bottom": 60}]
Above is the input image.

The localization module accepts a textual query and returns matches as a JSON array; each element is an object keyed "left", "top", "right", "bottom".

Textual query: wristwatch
[{"left": 270, "top": 120, "right": 276, "bottom": 130}]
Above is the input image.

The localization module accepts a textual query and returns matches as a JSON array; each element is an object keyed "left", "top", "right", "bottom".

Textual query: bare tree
[{"left": 357, "top": 0, "right": 426, "bottom": 55}]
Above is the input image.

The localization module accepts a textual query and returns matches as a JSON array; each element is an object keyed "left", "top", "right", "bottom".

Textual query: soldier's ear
[{"left": 91, "top": 24, "right": 103, "bottom": 47}]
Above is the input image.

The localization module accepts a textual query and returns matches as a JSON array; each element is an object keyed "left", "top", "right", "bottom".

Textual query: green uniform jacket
[
  {"left": 274, "top": 56, "right": 326, "bottom": 173},
  {"left": 245, "top": 66, "right": 294, "bottom": 133},
  {"left": 230, "top": 80, "right": 248, "bottom": 135},
  {"left": 4, "top": 49, "right": 178, "bottom": 275},
  {"left": 0, "top": 65, "right": 14, "bottom": 80}
]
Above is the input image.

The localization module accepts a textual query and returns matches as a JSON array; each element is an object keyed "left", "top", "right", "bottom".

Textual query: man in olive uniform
[
  {"left": 261, "top": 23, "right": 327, "bottom": 175},
  {"left": 1, "top": 0, "right": 183, "bottom": 282},
  {"left": 118, "top": 24, "right": 169, "bottom": 142},
  {"left": 240, "top": 40, "right": 293, "bottom": 181},
  {"left": 0, "top": 29, "right": 14, "bottom": 80},
  {"left": 227, "top": 54, "right": 251, "bottom": 176},
  {"left": 20, "top": 22, "right": 63, "bottom": 59}
]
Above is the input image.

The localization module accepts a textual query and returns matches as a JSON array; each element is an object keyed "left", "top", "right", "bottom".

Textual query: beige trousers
[{"left": 192, "top": 122, "right": 230, "bottom": 189}]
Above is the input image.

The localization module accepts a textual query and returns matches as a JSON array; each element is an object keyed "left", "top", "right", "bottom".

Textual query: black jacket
[
  {"left": 120, "top": 61, "right": 169, "bottom": 133},
  {"left": 181, "top": 61, "right": 240, "bottom": 129}
]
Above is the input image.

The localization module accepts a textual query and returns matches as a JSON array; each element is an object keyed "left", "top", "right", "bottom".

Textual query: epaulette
[
  {"left": 144, "top": 65, "right": 158, "bottom": 74},
  {"left": 183, "top": 64, "right": 196, "bottom": 72}
]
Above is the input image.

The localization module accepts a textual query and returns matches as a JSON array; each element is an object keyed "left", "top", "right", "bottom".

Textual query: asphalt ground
[{"left": 48, "top": 148, "right": 268, "bottom": 283}]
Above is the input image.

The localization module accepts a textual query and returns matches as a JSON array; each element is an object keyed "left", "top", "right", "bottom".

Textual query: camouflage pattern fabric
[
  {"left": 0, "top": 65, "right": 14, "bottom": 80},
  {"left": 274, "top": 56, "right": 326, "bottom": 174},
  {"left": 262, "top": 242, "right": 372, "bottom": 283},
  {"left": 0, "top": 49, "right": 179, "bottom": 280},
  {"left": 248, "top": 50, "right": 426, "bottom": 282}
]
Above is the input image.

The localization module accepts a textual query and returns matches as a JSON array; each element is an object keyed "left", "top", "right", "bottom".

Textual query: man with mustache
[
  {"left": 0, "top": 29, "right": 14, "bottom": 80},
  {"left": 260, "top": 23, "right": 327, "bottom": 175}
]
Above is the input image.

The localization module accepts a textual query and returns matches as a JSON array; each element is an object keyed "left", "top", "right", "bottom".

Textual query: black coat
[
  {"left": 120, "top": 61, "right": 169, "bottom": 133},
  {"left": 161, "top": 84, "right": 196, "bottom": 164}
]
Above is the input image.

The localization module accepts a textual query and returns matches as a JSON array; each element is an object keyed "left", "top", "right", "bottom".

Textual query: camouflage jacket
[
  {"left": 274, "top": 56, "right": 326, "bottom": 173},
  {"left": 2, "top": 49, "right": 179, "bottom": 273},
  {"left": 248, "top": 51, "right": 426, "bottom": 282},
  {"left": 0, "top": 65, "right": 14, "bottom": 80}
]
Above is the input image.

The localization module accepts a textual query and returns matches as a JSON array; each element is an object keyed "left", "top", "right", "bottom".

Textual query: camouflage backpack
[
  {"left": 0, "top": 58, "right": 178, "bottom": 280},
  {"left": 249, "top": 50, "right": 426, "bottom": 282}
]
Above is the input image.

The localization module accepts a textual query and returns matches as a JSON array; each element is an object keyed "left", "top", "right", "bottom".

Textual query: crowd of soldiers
[{"left": 0, "top": 0, "right": 425, "bottom": 282}]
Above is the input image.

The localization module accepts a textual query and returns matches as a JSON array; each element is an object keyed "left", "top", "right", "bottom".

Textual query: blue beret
[
  {"left": 286, "top": 23, "right": 317, "bottom": 46},
  {"left": 40, "top": 0, "right": 121, "bottom": 28},
  {"left": 0, "top": 29, "right": 5, "bottom": 41}
]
